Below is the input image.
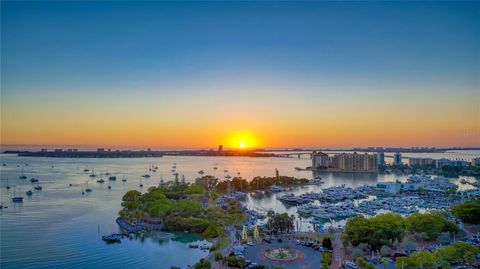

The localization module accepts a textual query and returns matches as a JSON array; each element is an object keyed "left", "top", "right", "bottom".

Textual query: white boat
[{"left": 269, "top": 185, "right": 285, "bottom": 192}]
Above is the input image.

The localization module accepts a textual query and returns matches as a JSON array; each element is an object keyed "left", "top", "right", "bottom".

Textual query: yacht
[
  {"left": 278, "top": 193, "right": 309, "bottom": 205},
  {"left": 297, "top": 204, "right": 319, "bottom": 215},
  {"left": 30, "top": 177, "right": 39, "bottom": 183},
  {"left": 109, "top": 176, "right": 117, "bottom": 181},
  {"left": 198, "top": 170, "right": 205, "bottom": 175},
  {"left": 269, "top": 185, "right": 285, "bottom": 192},
  {"left": 26, "top": 190, "right": 33, "bottom": 196}
]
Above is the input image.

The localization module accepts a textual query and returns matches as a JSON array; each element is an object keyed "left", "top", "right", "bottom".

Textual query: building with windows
[
  {"left": 331, "top": 152, "right": 378, "bottom": 172},
  {"left": 377, "top": 152, "right": 385, "bottom": 166},
  {"left": 376, "top": 181, "right": 419, "bottom": 194},
  {"left": 312, "top": 151, "right": 329, "bottom": 170},
  {"left": 409, "top": 157, "right": 435, "bottom": 166},
  {"left": 393, "top": 152, "right": 402, "bottom": 165}
]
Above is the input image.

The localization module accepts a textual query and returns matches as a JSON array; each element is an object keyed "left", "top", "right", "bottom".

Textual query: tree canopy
[
  {"left": 451, "top": 201, "right": 480, "bottom": 224},
  {"left": 267, "top": 211, "right": 295, "bottom": 234},
  {"left": 405, "top": 212, "right": 458, "bottom": 241},
  {"left": 342, "top": 213, "right": 406, "bottom": 251},
  {"left": 395, "top": 242, "right": 480, "bottom": 269}
]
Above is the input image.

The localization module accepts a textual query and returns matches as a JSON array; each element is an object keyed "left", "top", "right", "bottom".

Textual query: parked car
[{"left": 344, "top": 261, "right": 359, "bottom": 269}]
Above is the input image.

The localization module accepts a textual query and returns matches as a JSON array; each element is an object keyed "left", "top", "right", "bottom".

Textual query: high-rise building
[
  {"left": 218, "top": 145, "right": 223, "bottom": 152},
  {"left": 376, "top": 152, "right": 385, "bottom": 166},
  {"left": 312, "top": 151, "right": 329, "bottom": 170},
  {"left": 331, "top": 152, "right": 378, "bottom": 172},
  {"left": 393, "top": 152, "right": 402, "bottom": 165}
]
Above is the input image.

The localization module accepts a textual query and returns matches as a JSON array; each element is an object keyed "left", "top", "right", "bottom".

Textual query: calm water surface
[{"left": 1, "top": 152, "right": 478, "bottom": 268}]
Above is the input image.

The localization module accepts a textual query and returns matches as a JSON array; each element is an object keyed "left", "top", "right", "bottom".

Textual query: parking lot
[{"left": 241, "top": 238, "right": 323, "bottom": 269}]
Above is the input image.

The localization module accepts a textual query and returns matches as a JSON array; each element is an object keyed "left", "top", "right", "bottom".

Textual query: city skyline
[{"left": 2, "top": 1, "right": 479, "bottom": 149}]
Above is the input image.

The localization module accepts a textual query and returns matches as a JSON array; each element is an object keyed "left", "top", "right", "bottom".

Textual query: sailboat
[
  {"left": 89, "top": 168, "right": 96, "bottom": 178},
  {"left": 19, "top": 167, "right": 27, "bottom": 179},
  {"left": 34, "top": 181, "right": 42, "bottom": 190},
  {"left": 139, "top": 177, "right": 144, "bottom": 188},
  {"left": 85, "top": 182, "right": 92, "bottom": 192},
  {"left": 12, "top": 186, "right": 24, "bottom": 202},
  {"left": 121, "top": 175, "right": 127, "bottom": 182},
  {"left": 6, "top": 178, "right": 11, "bottom": 190},
  {"left": 96, "top": 172, "right": 105, "bottom": 183},
  {"left": 142, "top": 168, "right": 150, "bottom": 178}
]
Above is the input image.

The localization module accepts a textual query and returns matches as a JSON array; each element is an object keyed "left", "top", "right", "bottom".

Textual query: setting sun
[{"left": 223, "top": 130, "right": 261, "bottom": 149}]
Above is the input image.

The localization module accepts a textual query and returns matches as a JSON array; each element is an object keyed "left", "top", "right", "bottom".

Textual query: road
[{"left": 331, "top": 231, "right": 343, "bottom": 269}]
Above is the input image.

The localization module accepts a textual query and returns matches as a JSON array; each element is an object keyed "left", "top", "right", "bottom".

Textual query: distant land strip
[{"left": 2, "top": 149, "right": 276, "bottom": 158}]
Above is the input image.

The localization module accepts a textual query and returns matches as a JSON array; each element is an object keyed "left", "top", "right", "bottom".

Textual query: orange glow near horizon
[
  {"left": 224, "top": 131, "right": 261, "bottom": 149},
  {"left": 1, "top": 86, "right": 479, "bottom": 149}
]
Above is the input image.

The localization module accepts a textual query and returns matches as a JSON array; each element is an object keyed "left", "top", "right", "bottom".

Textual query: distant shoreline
[{"left": 2, "top": 149, "right": 277, "bottom": 158}]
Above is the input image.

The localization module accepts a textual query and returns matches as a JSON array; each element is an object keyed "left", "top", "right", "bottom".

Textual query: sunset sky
[{"left": 1, "top": 1, "right": 479, "bottom": 149}]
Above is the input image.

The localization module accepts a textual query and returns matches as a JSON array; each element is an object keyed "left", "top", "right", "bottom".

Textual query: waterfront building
[
  {"left": 331, "top": 152, "right": 378, "bottom": 172},
  {"left": 376, "top": 181, "right": 419, "bottom": 194},
  {"left": 409, "top": 157, "right": 435, "bottom": 166},
  {"left": 393, "top": 152, "right": 402, "bottom": 165},
  {"left": 436, "top": 158, "right": 451, "bottom": 169},
  {"left": 436, "top": 158, "right": 469, "bottom": 168},
  {"left": 312, "top": 151, "right": 329, "bottom": 170},
  {"left": 472, "top": 158, "right": 480, "bottom": 166},
  {"left": 376, "top": 152, "right": 385, "bottom": 166}
]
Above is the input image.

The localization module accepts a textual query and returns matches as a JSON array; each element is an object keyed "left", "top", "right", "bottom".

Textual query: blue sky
[{"left": 1, "top": 1, "right": 479, "bottom": 148}]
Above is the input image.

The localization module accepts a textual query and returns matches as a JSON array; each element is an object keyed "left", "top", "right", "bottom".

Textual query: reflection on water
[{"left": 0, "top": 152, "right": 478, "bottom": 268}]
